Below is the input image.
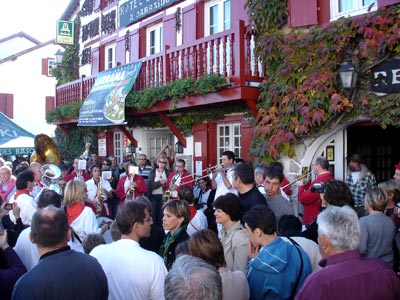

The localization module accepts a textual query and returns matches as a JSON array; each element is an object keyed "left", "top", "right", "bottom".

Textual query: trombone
[{"left": 281, "top": 172, "right": 312, "bottom": 190}]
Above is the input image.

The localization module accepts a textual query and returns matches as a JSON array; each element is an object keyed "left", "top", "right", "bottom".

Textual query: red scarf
[
  {"left": 14, "top": 189, "right": 30, "bottom": 200},
  {"left": 0, "top": 178, "right": 16, "bottom": 200},
  {"left": 66, "top": 202, "right": 85, "bottom": 224}
]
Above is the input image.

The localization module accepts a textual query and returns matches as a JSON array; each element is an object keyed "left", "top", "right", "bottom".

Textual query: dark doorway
[{"left": 347, "top": 124, "right": 400, "bottom": 183}]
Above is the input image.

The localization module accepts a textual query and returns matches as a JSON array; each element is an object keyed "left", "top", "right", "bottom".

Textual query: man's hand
[
  {"left": 248, "top": 241, "right": 260, "bottom": 259},
  {"left": 12, "top": 202, "right": 21, "bottom": 220}
]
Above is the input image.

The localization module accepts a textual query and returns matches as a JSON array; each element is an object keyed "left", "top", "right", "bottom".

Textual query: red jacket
[
  {"left": 166, "top": 171, "right": 193, "bottom": 199},
  {"left": 64, "top": 170, "right": 91, "bottom": 182},
  {"left": 298, "top": 172, "right": 334, "bottom": 225},
  {"left": 116, "top": 174, "right": 147, "bottom": 204}
]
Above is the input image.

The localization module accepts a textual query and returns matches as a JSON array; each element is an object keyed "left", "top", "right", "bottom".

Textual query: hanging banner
[{"left": 78, "top": 61, "right": 142, "bottom": 126}]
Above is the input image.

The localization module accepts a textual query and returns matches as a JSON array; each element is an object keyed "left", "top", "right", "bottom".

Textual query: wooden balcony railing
[{"left": 55, "top": 20, "right": 263, "bottom": 107}]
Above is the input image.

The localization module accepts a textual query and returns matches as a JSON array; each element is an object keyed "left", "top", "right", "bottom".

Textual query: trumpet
[{"left": 281, "top": 172, "right": 312, "bottom": 190}]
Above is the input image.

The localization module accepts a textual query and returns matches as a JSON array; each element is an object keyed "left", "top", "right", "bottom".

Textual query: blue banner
[{"left": 78, "top": 61, "right": 142, "bottom": 126}]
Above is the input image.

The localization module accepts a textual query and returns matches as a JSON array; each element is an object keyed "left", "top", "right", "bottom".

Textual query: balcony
[{"left": 55, "top": 20, "right": 263, "bottom": 114}]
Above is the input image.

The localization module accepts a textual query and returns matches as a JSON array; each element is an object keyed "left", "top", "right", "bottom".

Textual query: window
[
  {"left": 113, "top": 132, "right": 122, "bottom": 165},
  {"left": 330, "top": 0, "right": 376, "bottom": 20},
  {"left": 146, "top": 23, "right": 163, "bottom": 56},
  {"left": 217, "top": 123, "right": 241, "bottom": 158},
  {"left": 205, "top": 0, "right": 230, "bottom": 36},
  {"left": 105, "top": 43, "right": 116, "bottom": 70},
  {"left": 204, "top": 0, "right": 232, "bottom": 76},
  {"left": 149, "top": 137, "right": 170, "bottom": 160}
]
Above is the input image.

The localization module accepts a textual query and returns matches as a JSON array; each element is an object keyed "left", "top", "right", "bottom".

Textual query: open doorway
[{"left": 346, "top": 123, "right": 400, "bottom": 183}]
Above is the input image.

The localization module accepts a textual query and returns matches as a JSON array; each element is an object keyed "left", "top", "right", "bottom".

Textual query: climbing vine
[{"left": 247, "top": 1, "right": 400, "bottom": 163}]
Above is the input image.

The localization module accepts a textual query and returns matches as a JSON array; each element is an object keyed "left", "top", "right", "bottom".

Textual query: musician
[
  {"left": 298, "top": 156, "right": 334, "bottom": 226},
  {"left": 148, "top": 157, "right": 170, "bottom": 227},
  {"left": 28, "top": 162, "right": 44, "bottom": 199},
  {"left": 86, "top": 164, "right": 114, "bottom": 217},
  {"left": 64, "top": 157, "right": 91, "bottom": 182},
  {"left": 211, "top": 151, "right": 237, "bottom": 200},
  {"left": 115, "top": 161, "right": 147, "bottom": 204},
  {"left": 166, "top": 159, "right": 193, "bottom": 200}
]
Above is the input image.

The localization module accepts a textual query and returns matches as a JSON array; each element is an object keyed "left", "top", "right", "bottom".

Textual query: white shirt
[
  {"left": 86, "top": 178, "right": 112, "bottom": 202},
  {"left": 9, "top": 193, "right": 37, "bottom": 226},
  {"left": 90, "top": 239, "right": 167, "bottom": 300},
  {"left": 70, "top": 206, "right": 100, "bottom": 246},
  {"left": 214, "top": 168, "right": 237, "bottom": 200},
  {"left": 187, "top": 210, "right": 208, "bottom": 236},
  {"left": 14, "top": 227, "right": 38, "bottom": 271}
]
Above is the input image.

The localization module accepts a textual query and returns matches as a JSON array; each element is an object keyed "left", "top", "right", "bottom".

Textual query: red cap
[{"left": 395, "top": 164, "right": 400, "bottom": 170}]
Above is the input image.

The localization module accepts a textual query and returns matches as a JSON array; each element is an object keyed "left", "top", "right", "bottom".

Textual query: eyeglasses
[{"left": 139, "top": 158, "right": 146, "bottom": 160}]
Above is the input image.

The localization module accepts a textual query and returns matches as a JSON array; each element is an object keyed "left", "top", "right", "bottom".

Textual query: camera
[{"left": 310, "top": 183, "right": 325, "bottom": 193}]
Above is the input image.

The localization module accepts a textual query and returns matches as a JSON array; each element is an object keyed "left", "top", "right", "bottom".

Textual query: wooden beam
[
  {"left": 58, "top": 125, "right": 72, "bottom": 138},
  {"left": 245, "top": 99, "right": 258, "bottom": 117},
  {"left": 158, "top": 112, "right": 187, "bottom": 148},
  {"left": 117, "top": 125, "right": 138, "bottom": 147}
]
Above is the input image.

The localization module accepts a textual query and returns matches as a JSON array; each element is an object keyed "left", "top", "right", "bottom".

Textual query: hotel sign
[
  {"left": 371, "top": 60, "right": 400, "bottom": 94},
  {"left": 119, "top": 0, "right": 180, "bottom": 28},
  {"left": 56, "top": 20, "right": 74, "bottom": 45}
]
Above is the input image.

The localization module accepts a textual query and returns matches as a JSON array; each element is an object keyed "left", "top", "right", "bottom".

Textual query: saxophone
[
  {"left": 96, "top": 179, "right": 105, "bottom": 215},
  {"left": 126, "top": 174, "right": 135, "bottom": 202},
  {"left": 163, "top": 174, "right": 176, "bottom": 203}
]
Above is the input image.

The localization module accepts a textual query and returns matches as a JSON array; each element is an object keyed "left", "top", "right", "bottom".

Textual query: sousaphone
[{"left": 30, "top": 134, "right": 61, "bottom": 166}]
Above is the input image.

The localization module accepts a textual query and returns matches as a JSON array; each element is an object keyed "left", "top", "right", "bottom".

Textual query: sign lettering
[{"left": 371, "top": 60, "right": 400, "bottom": 94}]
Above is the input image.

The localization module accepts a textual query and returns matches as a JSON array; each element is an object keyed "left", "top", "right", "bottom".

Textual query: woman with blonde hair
[
  {"left": 378, "top": 179, "right": 400, "bottom": 223},
  {"left": 64, "top": 180, "right": 108, "bottom": 252},
  {"left": 188, "top": 229, "right": 250, "bottom": 300},
  {"left": 159, "top": 200, "right": 190, "bottom": 269},
  {"left": 359, "top": 188, "right": 396, "bottom": 267}
]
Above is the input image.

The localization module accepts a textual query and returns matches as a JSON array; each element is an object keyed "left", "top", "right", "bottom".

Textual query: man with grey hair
[
  {"left": 296, "top": 206, "right": 399, "bottom": 300},
  {"left": 165, "top": 254, "right": 222, "bottom": 300}
]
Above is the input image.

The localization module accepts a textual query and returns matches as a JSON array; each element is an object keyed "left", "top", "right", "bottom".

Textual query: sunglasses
[
  {"left": 158, "top": 161, "right": 167, "bottom": 164},
  {"left": 103, "top": 163, "right": 111, "bottom": 166}
]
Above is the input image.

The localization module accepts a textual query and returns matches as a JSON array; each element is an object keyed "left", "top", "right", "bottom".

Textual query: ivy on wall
[{"left": 247, "top": 1, "right": 400, "bottom": 163}]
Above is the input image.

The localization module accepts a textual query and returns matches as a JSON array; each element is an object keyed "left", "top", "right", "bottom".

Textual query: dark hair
[
  {"left": 269, "top": 161, "right": 284, "bottom": 170},
  {"left": 116, "top": 201, "right": 147, "bottom": 235},
  {"left": 324, "top": 180, "right": 354, "bottom": 207},
  {"left": 234, "top": 163, "right": 254, "bottom": 185},
  {"left": 188, "top": 229, "right": 226, "bottom": 268},
  {"left": 30, "top": 206, "right": 69, "bottom": 247},
  {"left": 243, "top": 205, "right": 276, "bottom": 234},
  {"left": 314, "top": 156, "right": 329, "bottom": 170},
  {"left": 265, "top": 166, "right": 284, "bottom": 183},
  {"left": 213, "top": 193, "right": 244, "bottom": 222},
  {"left": 102, "top": 158, "right": 112, "bottom": 166},
  {"left": 278, "top": 215, "right": 302, "bottom": 236},
  {"left": 16, "top": 170, "right": 35, "bottom": 189},
  {"left": 135, "top": 196, "right": 153, "bottom": 214},
  {"left": 90, "top": 163, "right": 102, "bottom": 172},
  {"left": 37, "top": 190, "right": 63, "bottom": 209},
  {"left": 222, "top": 150, "right": 235, "bottom": 161},
  {"left": 82, "top": 233, "right": 106, "bottom": 254},
  {"left": 176, "top": 159, "right": 186, "bottom": 167},
  {"left": 178, "top": 186, "right": 194, "bottom": 204}
]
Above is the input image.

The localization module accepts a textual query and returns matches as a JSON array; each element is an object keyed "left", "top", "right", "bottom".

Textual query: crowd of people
[{"left": 0, "top": 149, "right": 399, "bottom": 300}]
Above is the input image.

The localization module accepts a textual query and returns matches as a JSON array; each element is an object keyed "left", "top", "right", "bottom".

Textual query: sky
[{"left": 0, "top": 0, "right": 72, "bottom": 41}]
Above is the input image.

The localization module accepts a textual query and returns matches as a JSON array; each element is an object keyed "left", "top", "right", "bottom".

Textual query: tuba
[{"left": 30, "top": 134, "right": 61, "bottom": 166}]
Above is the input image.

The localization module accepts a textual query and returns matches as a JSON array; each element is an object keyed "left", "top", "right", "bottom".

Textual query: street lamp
[
  {"left": 175, "top": 141, "right": 184, "bottom": 154},
  {"left": 55, "top": 49, "right": 64, "bottom": 65},
  {"left": 338, "top": 59, "right": 358, "bottom": 90}
]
